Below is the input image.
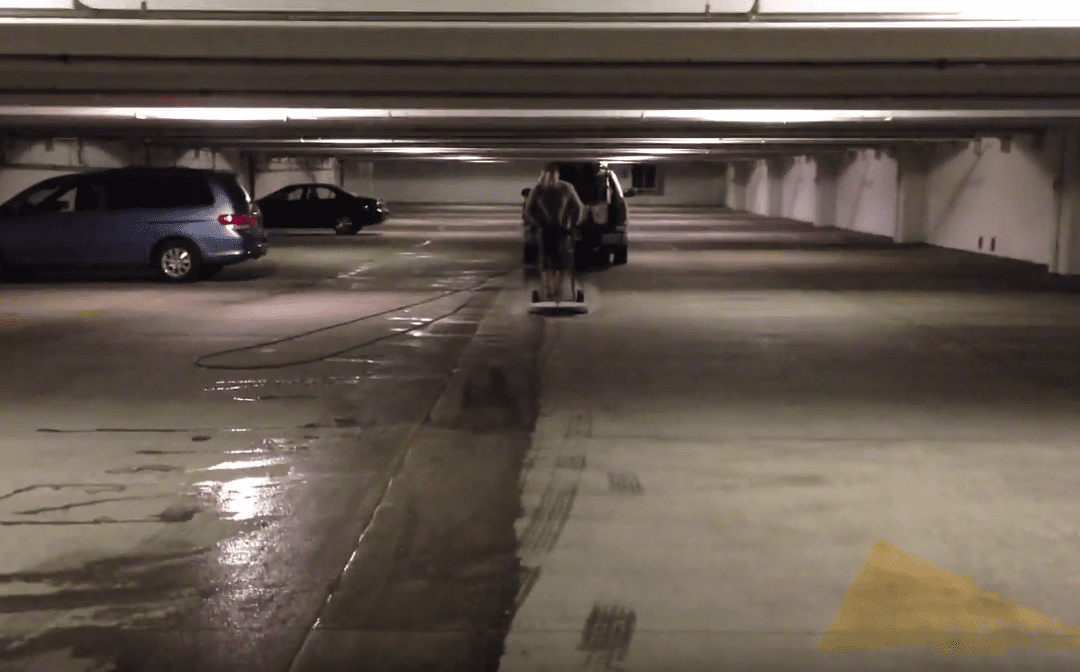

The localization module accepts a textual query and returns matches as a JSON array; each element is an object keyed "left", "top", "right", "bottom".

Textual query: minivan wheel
[
  {"left": 334, "top": 216, "right": 357, "bottom": 235},
  {"left": 613, "top": 245, "right": 628, "bottom": 265},
  {"left": 156, "top": 240, "right": 202, "bottom": 282}
]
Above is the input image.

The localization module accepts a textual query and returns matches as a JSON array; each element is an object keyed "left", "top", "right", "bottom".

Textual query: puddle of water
[
  {"left": 387, "top": 317, "right": 434, "bottom": 324},
  {"left": 208, "top": 376, "right": 379, "bottom": 394},
  {"left": 366, "top": 374, "right": 446, "bottom": 381},
  {"left": 202, "top": 457, "right": 289, "bottom": 471},
  {"left": 225, "top": 437, "right": 314, "bottom": 455},
  {"left": 192, "top": 476, "right": 280, "bottom": 522},
  {"left": 232, "top": 395, "right": 316, "bottom": 403}
]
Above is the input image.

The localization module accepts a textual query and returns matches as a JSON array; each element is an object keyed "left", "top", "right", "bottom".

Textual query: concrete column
[
  {"left": 1051, "top": 128, "right": 1080, "bottom": 275},
  {"left": 726, "top": 161, "right": 751, "bottom": 211},
  {"left": 895, "top": 145, "right": 932, "bottom": 244},
  {"left": 814, "top": 154, "right": 841, "bottom": 228},
  {"left": 766, "top": 156, "right": 786, "bottom": 217},
  {"left": 360, "top": 160, "right": 375, "bottom": 196}
]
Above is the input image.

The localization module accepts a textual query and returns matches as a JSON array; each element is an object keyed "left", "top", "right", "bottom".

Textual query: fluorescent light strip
[{"left": 0, "top": 106, "right": 1078, "bottom": 123}]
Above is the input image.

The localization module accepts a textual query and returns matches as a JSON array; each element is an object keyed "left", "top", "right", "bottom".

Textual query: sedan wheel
[
  {"left": 334, "top": 216, "right": 358, "bottom": 235},
  {"left": 157, "top": 241, "right": 202, "bottom": 282}
]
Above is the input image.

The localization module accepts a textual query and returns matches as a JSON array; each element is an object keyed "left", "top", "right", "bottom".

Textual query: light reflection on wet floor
[{"left": 192, "top": 476, "right": 281, "bottom": 522}]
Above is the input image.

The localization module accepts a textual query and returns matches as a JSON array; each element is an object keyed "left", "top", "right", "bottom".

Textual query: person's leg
[
  {"left": 537, "top": 229, "right": 550, "bottom": 298},
  {"left": 556, "top": 233, "right": 572, "bottom": 299},
  {"left": 542, "top": 228, "right": 561, "bottom": 299}
]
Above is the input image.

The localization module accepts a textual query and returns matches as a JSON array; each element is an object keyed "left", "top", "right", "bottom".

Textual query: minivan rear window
[
  {"left": 104, "top": 171, "right": 215, "bottom": 210},
  {"left": 212, "top": 172, "right": 252, "bottom": 215}
]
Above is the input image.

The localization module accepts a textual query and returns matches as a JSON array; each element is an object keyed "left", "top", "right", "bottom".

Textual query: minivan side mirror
[
  {"left": 624, "top": 187, "right": 638, "bottom": 198},
  {"left": 521, "top": 188, "right": 531, "bottom": 198}
]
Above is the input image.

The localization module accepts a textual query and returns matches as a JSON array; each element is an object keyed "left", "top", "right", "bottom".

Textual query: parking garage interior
[{"left": 4, "top": 4, "right": 1080, "bottom": 672}]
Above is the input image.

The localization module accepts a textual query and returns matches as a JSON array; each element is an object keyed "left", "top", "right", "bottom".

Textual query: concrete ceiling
[{"left": 1, "top": 12, "right": 1079, "bottom": 159}]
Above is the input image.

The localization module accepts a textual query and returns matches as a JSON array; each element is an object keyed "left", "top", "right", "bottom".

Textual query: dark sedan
[{"left": 256, "top": 183, "right": 388, "bottom": 235}]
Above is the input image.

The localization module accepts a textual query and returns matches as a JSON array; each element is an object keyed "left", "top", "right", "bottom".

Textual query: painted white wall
[
  {"left": 746, "top": 159, "right": 770, "bottom": 215},
  {"left": 924, "top": 135, "right": 1060, "bottom": 263},
  {"left": 781, "top": 156, "right": 817, "bottom": 223},
  {"left": 834, "top": 150, "right": 898, "bottom": 237}
]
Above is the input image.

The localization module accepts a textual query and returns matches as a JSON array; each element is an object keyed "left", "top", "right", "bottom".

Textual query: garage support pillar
[
  {"left": 1051, "top": 128, "right": 1080, "bottom": 275},
  {"left": 894, "top": 145, "right": 931, "bottom": 244},
  {"left": 814, "top": 154, "right": 840, "bottom": 228},
  {"left": 766, "top": 156, "right": 786, "bottom": 217},
  {"left": 726, "top": 161, "right": 751, "bottom": 211}
]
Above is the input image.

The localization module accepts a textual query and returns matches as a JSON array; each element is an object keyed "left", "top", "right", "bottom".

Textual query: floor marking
[
  {"left": 519, "top": 483, "right": 578, "bottom": 557},
  {"left": 820, "top": 540, "right": 1080, "bottom": 655},
  {"left": 607, "top": 470, "right": 644, "bottom": 496},
  {"left": 578, "top": 602, "right": 637, "bottom": 670}
]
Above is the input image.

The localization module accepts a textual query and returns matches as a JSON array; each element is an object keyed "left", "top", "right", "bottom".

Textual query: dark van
[{"left": 522, "top": 161, "right": 635, "bottom": 269}]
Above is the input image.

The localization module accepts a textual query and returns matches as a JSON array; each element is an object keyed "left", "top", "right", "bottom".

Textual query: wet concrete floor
[
  {"left": 0, "top": 211, "right": 534, "bottom": 672},
  {"left": 4, "top": 206, "right": 1080, "bottom": 671}
]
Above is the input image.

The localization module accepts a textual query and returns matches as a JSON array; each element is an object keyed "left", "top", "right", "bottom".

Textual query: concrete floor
[{"left": 3, "top": 206, "right": 1080, "bottom": 671}]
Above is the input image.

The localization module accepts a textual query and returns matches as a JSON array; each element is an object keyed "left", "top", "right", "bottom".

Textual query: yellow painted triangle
[{"left": 819, "top": 540, "right": 1080, "bottom": 655}]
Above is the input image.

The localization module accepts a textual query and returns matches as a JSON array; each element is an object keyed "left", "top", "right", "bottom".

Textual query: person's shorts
[{"left": 539, "top": 228, "right": 573, "bottom": 271}]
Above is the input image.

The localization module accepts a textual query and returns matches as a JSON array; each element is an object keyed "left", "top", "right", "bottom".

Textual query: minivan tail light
[{"left": 219, "top": 214, "right": 254, "bottom": 228}]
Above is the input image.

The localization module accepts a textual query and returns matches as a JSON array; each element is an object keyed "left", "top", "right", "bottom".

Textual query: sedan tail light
[{"left": 219, "top": 214, "right": 254, "bottom": 228}]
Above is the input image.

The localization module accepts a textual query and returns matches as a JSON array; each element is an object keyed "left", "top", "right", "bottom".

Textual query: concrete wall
[
  {"left": 252, "top": 156, "right": 338, "bottom": 199},
  {"left": 348, "top": 160, "right": 538, "bottom": 205},
  {"left": 746, "top": 159, "right": 770, "bottom": 215},
  {"left": 834, "top": 150, "right": 899, "bottom": 238},
  {"left": 923, "top": 136, "right": 1059, "bottom": 263},
  {"left": 341, "top": 159, "right": 728, "bottom": 206},
  {"left": 0, "top": 139, "right": 131, "bottom": 203},
  {"left": 0, "top": 139, "right": 252, "bottom": 203},
  {"left": 608, "top": 162, "right": 727, "bottom": 206},
  {"left": 724, "top": 134, "right": 1068, "bottom": 269},
  {"left": 781, "top": 155, "right": 816, "bottom": 223}
]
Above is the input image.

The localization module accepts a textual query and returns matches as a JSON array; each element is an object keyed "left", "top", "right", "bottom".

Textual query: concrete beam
[{"left": 3, "top": 20, "right": 1080, "bottom": 63}]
